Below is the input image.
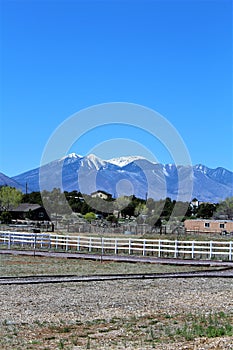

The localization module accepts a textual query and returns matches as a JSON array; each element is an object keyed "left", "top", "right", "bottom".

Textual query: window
[
  {"left": 220, "top": 223, "right": 225, "bottom": 229},
  {"left": 204, "top": 222, "right": 210, "bottom": 228}
]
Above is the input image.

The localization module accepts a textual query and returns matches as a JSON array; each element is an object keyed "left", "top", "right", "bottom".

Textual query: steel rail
[{"left": 0, "top": 268, "right": 233, "bottom": 285}]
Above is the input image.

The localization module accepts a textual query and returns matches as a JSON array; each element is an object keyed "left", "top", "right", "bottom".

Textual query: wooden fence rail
[{"left": 0, "top": 231, "right": 232, "bottom": 261}]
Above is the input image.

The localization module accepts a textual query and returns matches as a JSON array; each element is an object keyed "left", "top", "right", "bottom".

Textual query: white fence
[{"left": 0, "top": 231, "right": 232, "bottom": 261}]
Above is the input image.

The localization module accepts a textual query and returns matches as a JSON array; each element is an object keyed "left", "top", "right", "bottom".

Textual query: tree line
[{"left": 1, "top": 186, "right": 233, "bottom": 226}]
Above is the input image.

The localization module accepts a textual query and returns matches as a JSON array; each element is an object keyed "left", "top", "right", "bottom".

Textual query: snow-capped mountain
[
  {"left": 9, "top": 153, "right": 233, "bottom": 202},
  {"left": 108, "top": 156, "right": 150, "bottom": 167}
]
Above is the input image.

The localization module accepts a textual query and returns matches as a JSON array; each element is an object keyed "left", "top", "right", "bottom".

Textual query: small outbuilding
[
  {"left": 184, "top": 219, "right": 233, "bottom": 234},
  {"left": 10, "top": 203, "right": 50, "bottom": 221}
]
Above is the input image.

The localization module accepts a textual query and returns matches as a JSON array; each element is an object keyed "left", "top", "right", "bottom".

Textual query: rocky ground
[{"left": 0, "top": 277, "right": 232, "bottom": 349}]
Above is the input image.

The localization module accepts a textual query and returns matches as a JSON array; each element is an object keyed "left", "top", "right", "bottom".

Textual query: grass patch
[
  {"left": 175, "top": 312, "right": 233, "bottom": 340},
  {"left": 0, "top": 312, "right": 232, "bottom": 349}
]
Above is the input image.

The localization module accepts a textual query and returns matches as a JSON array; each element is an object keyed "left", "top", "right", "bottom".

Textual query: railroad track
[{"left": 0, "top": 268, "right": 232, "bottom": 285}]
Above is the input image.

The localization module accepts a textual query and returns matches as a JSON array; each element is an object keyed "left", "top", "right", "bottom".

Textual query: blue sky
[{"left": 1, "top": 0, "right": 232, "bottom": 177}]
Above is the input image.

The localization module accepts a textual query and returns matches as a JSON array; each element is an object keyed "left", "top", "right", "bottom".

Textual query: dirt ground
[{"left": 0, "top": 255, "right": 232, "bottom": 349}]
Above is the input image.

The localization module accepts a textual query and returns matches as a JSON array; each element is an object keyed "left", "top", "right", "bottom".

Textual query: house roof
[
  {"left": 11, "top": 203, "right": 42, "bottom": 212},
  {"left": 91, "top": 190, "right": 111, "bottom": 196}
]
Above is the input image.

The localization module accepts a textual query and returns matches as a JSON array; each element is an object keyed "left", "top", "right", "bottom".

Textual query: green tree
[
  {"left": 152, "top": 199, "right": 167, "bottom": 218},
  {"left": 214, "top": 197, "right": 233, "bottom": 219},
  {"left": 171, "top": 201, "right": 190, "bottom": 220},
  {"left": 106, "top": 214, "right": 118, "bottom": 224},
  {"left": 146, "top": 215, "right": 162, "bottom": 228},
  {"left": 114, "top": 196, "right": 131, "bottom": 218},
  {"left": 22, "top": 191, "right": 42, "bottom": 205},
  {"left": 81, "top": 200, "right": 92, "bottom": 215},
  {"left": 146, "top": 198, "right": 156, "bottom": 213},
  {"left": 121, "top": 202, "right": 136, "bottom": 219},
  {"left": 64, "top": 191, "right": 84, "bottom": 213},
  {"left": 41, "top": 188, "right": 72, "bottom": 227},
  {"left": 84, "top": 212, "right": 96, "bottom": 222},
  {"left": 161, "top": 197, "right": 174, "bottom": 218},
  {"left": 0, "top": 186, "right": 23, "bottom": 211},
  {"left": 0, "top": 211, "right": 12, "bottom": 224},
  {"left": 134, "top": 203, "right": 148, "bottom": 216},
  {"left": 197, "top": 203, "right": 217, "bottom": 219}
]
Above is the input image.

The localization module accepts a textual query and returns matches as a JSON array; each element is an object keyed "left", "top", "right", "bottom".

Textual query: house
[
  {"left": 184, "top": 219, "right": 233, "bottom": 234},
  {"left": 91, "top": 190, "right": 112, "bottom": 200},
  {"left": 190, "top": 198, "right": 200, "bottom": 208},
  {"left": 10, "top": 203, "right": 50, "bottom": 221}
]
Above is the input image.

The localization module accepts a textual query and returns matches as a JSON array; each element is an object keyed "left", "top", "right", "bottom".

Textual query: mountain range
[{"left": 1, "top": 153, "right": 233, "bottom": 203}]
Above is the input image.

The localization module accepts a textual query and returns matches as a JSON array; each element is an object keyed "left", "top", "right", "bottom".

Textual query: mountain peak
[
  {"left": 194, "top": 164, "right": 208, "bottom": 173},
  {"left": 108, "top": 155, "right": 148, "bottom": 167},
  {"left": 10, "top": 155, "right": 233, "bottom": 202},
  {"left": 61, "top": 153, "right": 82, "bottom": 160},
  {"left": 86, "top": 154, "right": 100, "bottom": 160}
]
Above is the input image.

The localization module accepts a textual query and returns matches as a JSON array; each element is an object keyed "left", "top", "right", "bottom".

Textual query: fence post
[
  {"left": 66, "top": 236, "right": 69, "bottom": 251},
  {"left": 174, "top": 240, "right": 178, "bottom": 258},
  {"left": 33, "top": 233, "right": 37, "bottom": 249},
  {"left": 89, "top": 237, "right": 92, "bottom": 252},
  {"left": 128, "top": 238, "right": 131, "bottom": 255},
  {"left": 191, "top": 241, "right": 195, "bottom": 259},
  {"left": 143, "top": 239, "right": 146, "bottom": 256},
  {"left": 115, "top": 238, "right": 118, "bottom": 255},
  {"left": 209, "top": 241, "right": 212, "bottom": 260},
  {"left": 229, "top": 241, "right": 232, "bottom": 261},
  {"left": 101, "top": 237, "right": 104, "bottom": 256},
  {"left": 48, "top": 234, "right": 51, "bottom": 249},
  {"left": 40, "top": 234, "right": 43, "bottom": 248},
  {"left": 33, "top": 234, "right": 37, "bottom": 257},
  {"left": 158, "top": 239, "right": 161, "bottom": 258},
  {"left": 8, "top": 232, "right": 11, "bottom": 249},
  {"left": 77, "top": 236, "right": 80, "bottom": 251}
]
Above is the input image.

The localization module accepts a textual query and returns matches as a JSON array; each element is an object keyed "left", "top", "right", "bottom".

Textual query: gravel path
[
  {"left": 0, "top": 277, "right": 232, "bottom": 324},
  {"left": 0, "top": 277, "right": 232, "bottom": 349}
]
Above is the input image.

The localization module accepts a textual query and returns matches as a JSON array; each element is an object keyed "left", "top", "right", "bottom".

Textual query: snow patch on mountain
[
  {"left": 85, "top": 154, "right": 107, "bottom": 170},
  {"left": 108, "top": 156, "right": 148, "bottom": 167},
  {"left": 162, "top": 166, "right": 170, "bottom": 177},
  {"left": 60, "top": 153, "right": 82, "bottom": 161}
]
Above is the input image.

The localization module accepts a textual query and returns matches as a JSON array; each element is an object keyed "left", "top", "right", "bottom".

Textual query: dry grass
[{"left": 0, "top": 253, "right": 224, "bottom": 277}]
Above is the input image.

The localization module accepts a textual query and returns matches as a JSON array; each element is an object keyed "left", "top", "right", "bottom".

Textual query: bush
[
  {"left": 0, "top": 211, "right": 12, "bottom": 224},
  {"left": 84, "top": 212, "right": 96, "bottom": 222},
  {"left": 106, "top": 214, "right": 118, "bottom": 224}
]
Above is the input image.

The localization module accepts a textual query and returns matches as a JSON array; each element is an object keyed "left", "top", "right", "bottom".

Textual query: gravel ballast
[{"left": 0, "top": 277, "right": 232, "bottom": 349}]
